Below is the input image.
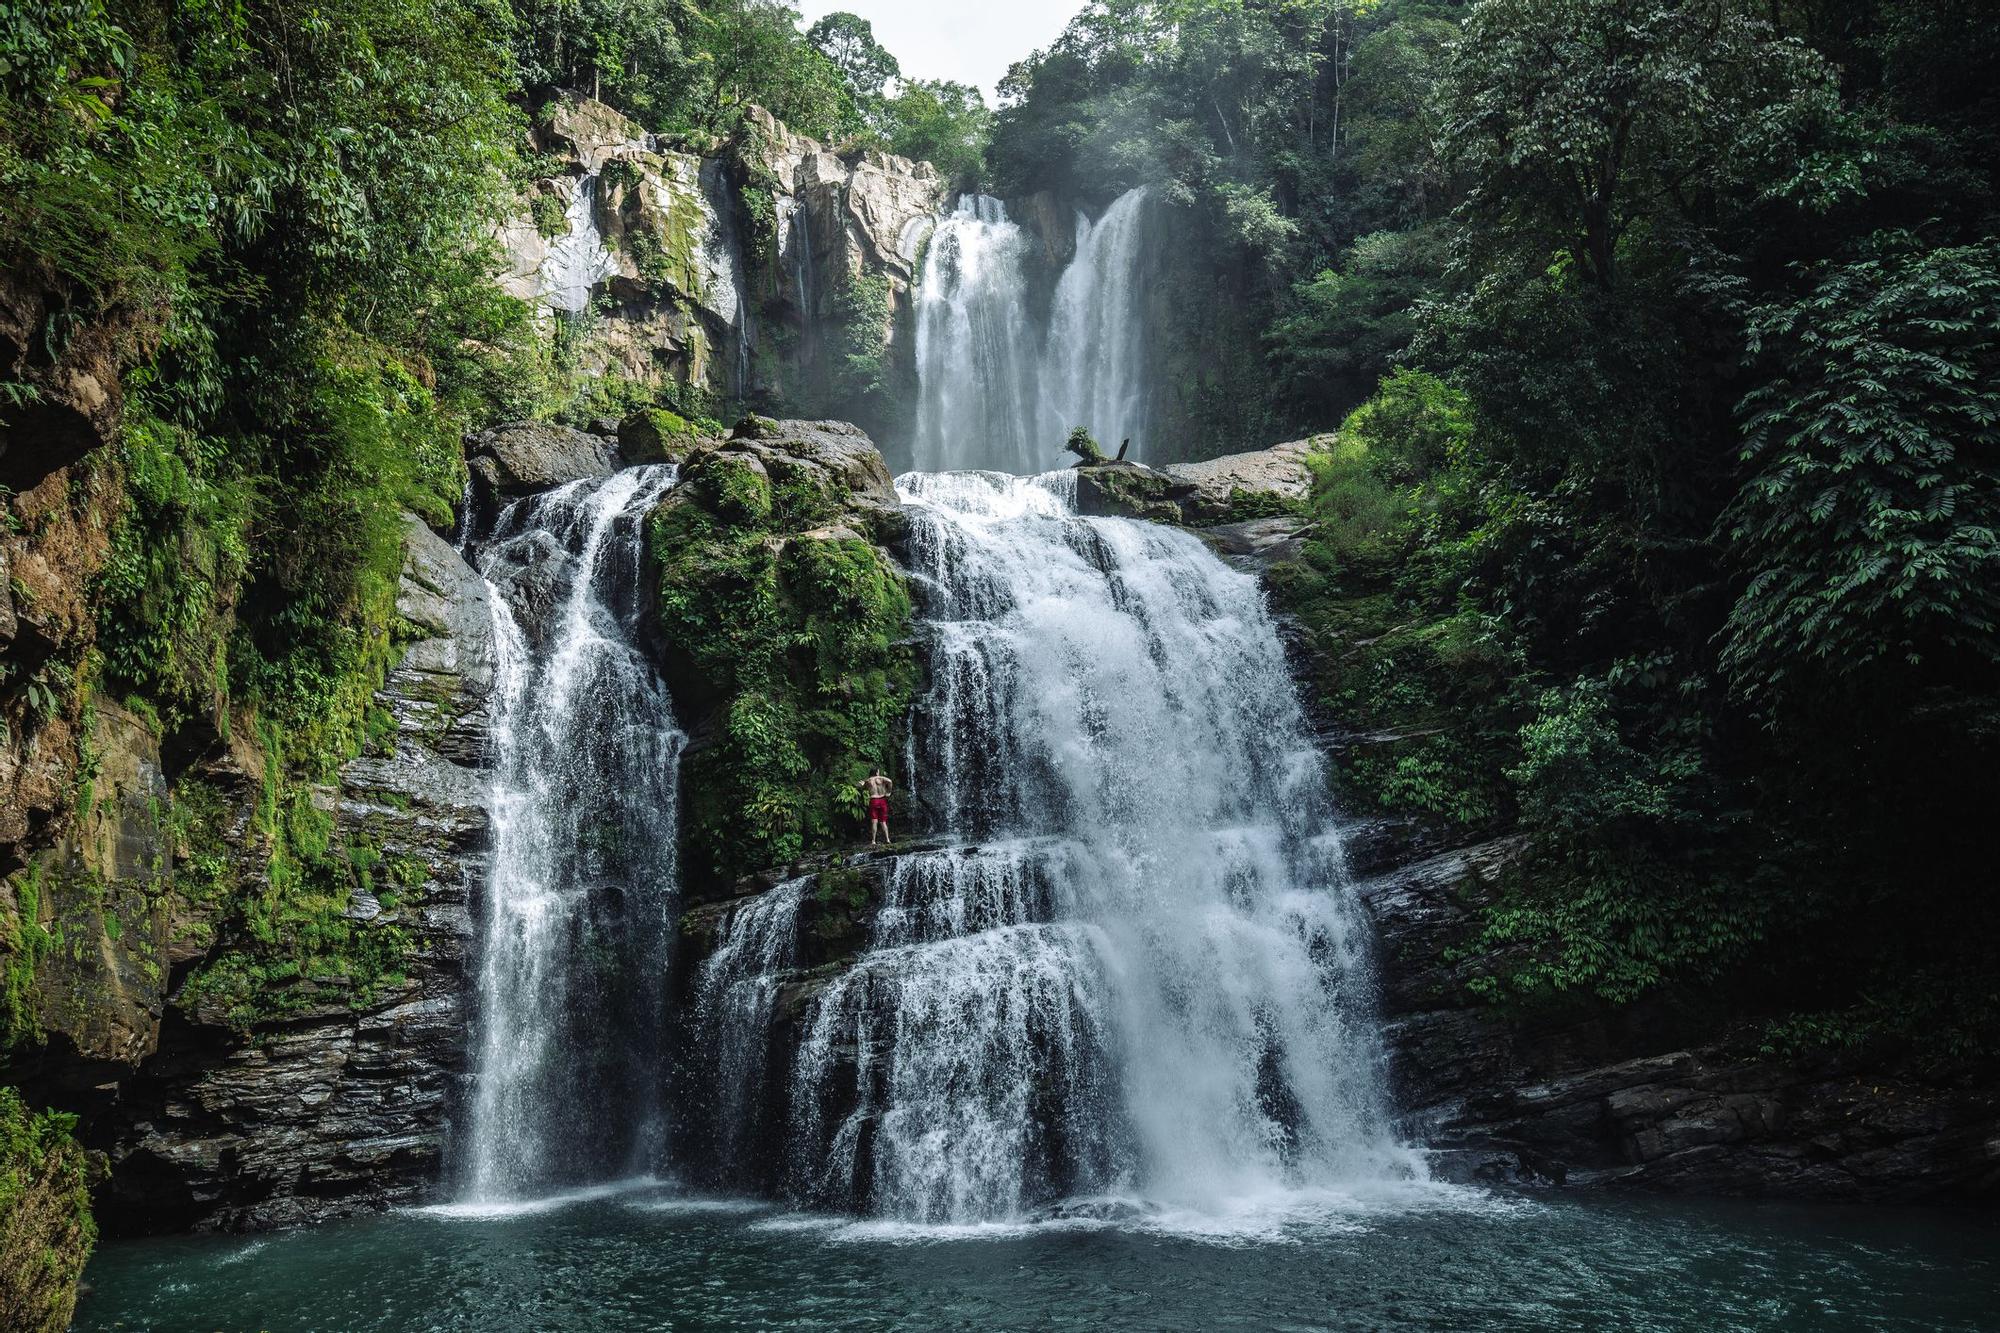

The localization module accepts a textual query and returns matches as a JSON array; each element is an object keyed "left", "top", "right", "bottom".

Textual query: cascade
[
  {"left": 697, "top": 469, "right": 1419, "bottom": 1222},
  {"left": 1041, "top": 189, "right": 1158, "bottom": 463},
  {"left": 908, "top": 189, "right": 1157, "bottom": 474},
  {"left": 909, "top": 196, "right": 1045, "bottom": 475},
  {"left": 458, "top": 465, "right": 684, "bottom": 1201},
  {"left": 541, "top": 173, "right": 617, "bottom": 315}
]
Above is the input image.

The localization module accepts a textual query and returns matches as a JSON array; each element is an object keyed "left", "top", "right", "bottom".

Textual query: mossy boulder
[
  {"left": 618, "top": 407, "right": 704, "bottom": 464},
  {"left": 647, "top": 419, "right": 915, "bottom": 888}
]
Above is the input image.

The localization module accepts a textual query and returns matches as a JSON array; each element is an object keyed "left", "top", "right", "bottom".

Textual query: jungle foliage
[{"left": 1014, "top": 0, "right": 2000, "bottom": 1070}]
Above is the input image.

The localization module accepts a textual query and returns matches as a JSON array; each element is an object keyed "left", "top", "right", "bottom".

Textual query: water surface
[{"left": 77, "top": 1183, "right": 1998, "bottom": 1331}]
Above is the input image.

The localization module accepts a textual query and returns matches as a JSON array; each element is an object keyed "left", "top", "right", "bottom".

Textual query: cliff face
[
  {"left": 6, "top": 513, "right": 496, "bottom": 1233},
  {"left": 498, "top": 96, "right": 945, "bottom": 429},
  {"left": 0, "top": 274, "right": 142, "bottom": 878}
]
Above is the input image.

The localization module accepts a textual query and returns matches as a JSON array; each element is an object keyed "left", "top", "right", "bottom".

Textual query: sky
[{"left": 795, "top": 0, "right": 1085, "bottom": 104}]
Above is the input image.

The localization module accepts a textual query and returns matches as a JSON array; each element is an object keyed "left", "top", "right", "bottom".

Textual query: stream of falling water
[
  {"left": 909, "top": 190, "right": 1158, "bottom": 473},
  {"left": 699, "top": 469, "right": 1421, "bottom": 1224},
  {"left": 458, "top": 465, "right": 683, "bottom": 1201}
]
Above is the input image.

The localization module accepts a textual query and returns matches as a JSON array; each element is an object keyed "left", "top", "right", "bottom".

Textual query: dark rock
[
  {"left": 87, "top": 514, "right": 495, "bottom": 1234},
  {"left": 1198, "top": 516, "right": 1310, "bottom": 572},
  {"left": 465, "top": 421, "right": 619, "bottom": 501},
  {"left": 1359, "top": 836, "right": 2000, "bottom": 1200}
]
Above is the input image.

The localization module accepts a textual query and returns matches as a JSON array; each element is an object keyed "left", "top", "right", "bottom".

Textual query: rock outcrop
[
  {"left": 1072, "top": 437, "right": 1318, "bottom": 527},
  {"left": 0, "top": 275, "right": 148, "bottom": 875},
  {"left": 647, "top": 418, "right": 916, "bottom": 888},
  {"left": 1352, "top": 828, "right": 2000, "bottom": 1199},
  {"left": 496, "top": 95, "right": 946, "bottom": 419},
  {"left": 465, "top": 421, "right": 622, "bottom": 501},
  {"left": 6, "top": 514, "right": 495, "bottom": 1233}
]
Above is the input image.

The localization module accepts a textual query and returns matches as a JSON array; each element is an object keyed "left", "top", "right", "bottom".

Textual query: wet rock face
[
  {"left": 79, "top": 514, "right": 495, "bottom": 1233},
  {"left": 495, "top": 95, "right": 946, "bottom": 410},
  {"left": 1355, "top": 833, "right": 2000, "bottom": 1201}
]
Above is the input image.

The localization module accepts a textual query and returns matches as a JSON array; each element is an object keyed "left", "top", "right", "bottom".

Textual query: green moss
[
  {"left": 650, "top": 446, "right": 916, "bottom": 885},
  {"left": 529, "top": 190, "right": 567, "bottom": 239},
  {"left": 175, "top": 723, "right": 414, "bottom": 1029},
  {"left": 2, "top": 863, "right": 58, "bottom": 1049},
  {"left": 0, "top": 1087, "right": 96, "bottom": 1333},
  {"left": 619, "top": 407, "right": 702, "bottom": 463}
]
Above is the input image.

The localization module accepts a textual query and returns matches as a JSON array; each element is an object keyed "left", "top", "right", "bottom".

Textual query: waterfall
[
  {"left": 689, "top": 877, "right": 810, "bottom": 1178},
  {"left": 909, "top": 196, "right": 1044, "bottom": 475},
  {"left": 782, "top": 469, "right": 1419, "bottom": 1222},
  {"left": 458, "top": 465, "right": 684, "bottom": 1201},
  {"left": 700, "top": 159, "right": 754, "bottom": 395},
  {"left": 908, "top": 189, "right": 1157, "bottom": 474},
  {"left": 1041, "top": 189, "right": 1157, "bottom": 463},
  {"left": 541, "top": 173, "right": 616, "bottom": 315}
]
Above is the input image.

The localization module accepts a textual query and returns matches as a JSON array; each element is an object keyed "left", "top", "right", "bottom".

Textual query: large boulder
[
  {"left": 714, "top": 416, "right": 900, "bottom": 515},
  {"left": 1071, "top": 439, "right": 1320, "bottom": 527},
  {"left": 1161, "top": 438, "right": 1318, "bottom": 523},
  {"left": 647, "top": 417, "right": 915, "bottom": 888},
  {"left": 465, "top": 421, "right": 620, "bottom": 501}
]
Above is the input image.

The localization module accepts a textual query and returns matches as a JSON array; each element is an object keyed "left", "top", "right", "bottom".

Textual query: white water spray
[
  {"left": 909, "top": 196, "right": 1045, "bottom": 474},
  {"left": 909, "top": 190, "right": 1158, "bottom": 473}
]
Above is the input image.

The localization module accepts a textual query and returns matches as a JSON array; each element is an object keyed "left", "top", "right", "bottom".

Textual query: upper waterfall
[{"left": 908, "top": 190, "right": 1158, "bottom": 474}]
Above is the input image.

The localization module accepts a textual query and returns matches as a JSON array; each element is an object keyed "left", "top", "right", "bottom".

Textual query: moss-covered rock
[
  {"left": 0, "top": 1086, "right": 97, "bottom": 1333},
  {"left": 618, "top": 407, "right": 704, "bottom": 464},
  {"left": 648, "top": 419, "right": 914, "bottom": 887}
]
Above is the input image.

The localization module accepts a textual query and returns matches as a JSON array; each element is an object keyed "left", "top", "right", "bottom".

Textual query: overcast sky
[{"left": 795, "top": 0, "right": 1085, "bottom": 103}]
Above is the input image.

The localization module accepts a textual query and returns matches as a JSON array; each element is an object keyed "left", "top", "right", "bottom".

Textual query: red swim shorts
[{"left": 867, "top": 797, "right": 890, "bottom": 821}]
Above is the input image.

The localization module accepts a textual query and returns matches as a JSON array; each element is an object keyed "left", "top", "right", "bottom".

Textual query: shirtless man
[{"left": 860, "top": 767, "right": 893, "bottom": 846}]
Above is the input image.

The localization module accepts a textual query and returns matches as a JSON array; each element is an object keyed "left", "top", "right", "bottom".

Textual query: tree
[
  {"left": 883, "top": 80, "right": 990, "bottom": 188},
  {"left": 1438, "top": 0, "right": 1837, "bottom": 290},
  {"left": 806, "top": 10, "right": 899, "bottom": 100},
  {"left": 697, "top": 0, "right": 846, "bottom": 139},
  {"left": 1721, "top": 235, "right": 2000, "bottom": 708}
]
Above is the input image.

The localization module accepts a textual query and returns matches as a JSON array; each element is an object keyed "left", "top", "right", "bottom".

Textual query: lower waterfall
[
  {"left": 693, "top": 469, "right": 1420, "bottom": 1223},
  {"left": 458, "top": 465, "right": 684, "bottom": 1201}
]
